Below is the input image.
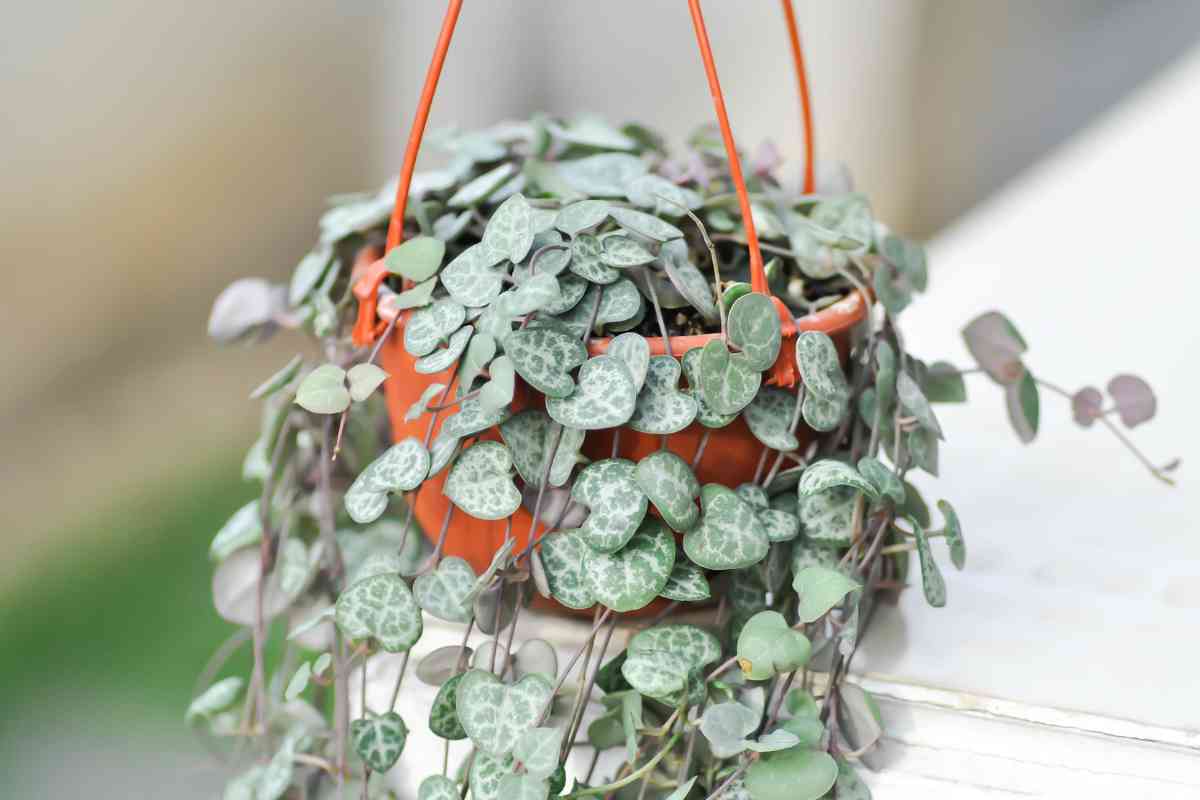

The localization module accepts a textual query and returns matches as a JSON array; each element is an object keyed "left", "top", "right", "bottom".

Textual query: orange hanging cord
[
  {"left": 353, "top": 0, "right": 816, "bottom": 346},
  {"left": 780, "top": 0, "right": 816, "bottom": 194}
]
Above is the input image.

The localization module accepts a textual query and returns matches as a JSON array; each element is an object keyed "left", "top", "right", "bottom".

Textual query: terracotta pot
[{"left": 379, "top": 291, "right": 868, "bottom": 603}]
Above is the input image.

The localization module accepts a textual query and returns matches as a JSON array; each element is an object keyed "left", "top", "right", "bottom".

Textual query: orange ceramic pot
[{"left": 379, "top": 290, "right": 869, "bottom": 590}]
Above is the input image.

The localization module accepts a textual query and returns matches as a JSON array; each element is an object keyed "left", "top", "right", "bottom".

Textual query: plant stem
[
  {"left": 691, "top": 429, "right": 712, "bottom": 469},
  {"left": 538, "top": 608, "right": 613, "bottom": 723},
  {"left": 387, "top": 650, "right": 411, "bottom": 711},
  {"left": 566, "top": 734, "right": 681, "bottom": 797},
  {"left": 702, "top": 761, "right": 750, "bottom": 800},
  {"left": 644, "top": 270, "right": 672, "bottom": 355}
]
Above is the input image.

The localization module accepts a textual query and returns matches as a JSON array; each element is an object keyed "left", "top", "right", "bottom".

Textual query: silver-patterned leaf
[
  {"left": 683, "top": 484, "right": 770, "bottom": 570},
  {"left": 419, "top": 775, "right": 462, "bottom": 800},
  {"left": 415, "top": 325, "right": 473, "bottom": 375},
  {"left": 699, "top": 340, "right": 761, "bottom": 416},
  {"left": 798, "top": 460, "right": 877, "bottom": 499},
  {"left": 569, "top": 233, "right": 620, "bottom": 284},
  {"left": 500, "top": 409, "right": 553, "bottom": 486},
  {"left": 405, "top": 382, "right": 447, "bottom": 422},
  {"left": 405, "top": 298, "right": 468, "bottom": 358},
  {"left": 429, "top": 672, "right": 468, "bottom": 739},
  {"left": 743, "top": 388, "right": 799, "bottom": 450},
  {"left": 795, "top": 331, "right": 848, "bottom": 401},
  {"left": 428, "top": 431, "right": 461, "bottom": 477},
  {"left": 478, "top": 355, "right": 516, "bottom": 415},
  {"left": 857, "top": 457, "right": 905, "bottom": 505},
  {"left": 585, "top": 518, "right": 676, "bottom": 612},
  {"left": 345, "top": 438, "right": 431, "bottom": 524},
  {"left": 482, "top": 194, "right": 535, "bottom": 264},
  {"left": 897, "top": 370, "right": 944, "bottom": 439},
  {"left": 442, "top": 244, "right": 506, "bottom": 307},
  {"left": 625, "top": 174, "right": 700, "bottom": 217},
  {"left": 541, "top": 273, "right": 588, "bottom": 315},
  {"left": 629, "top": 356, "right": 698, "bottom": 435},
  {"left": 444, "top": 441, "right": 521, "bottom": 520},
  {"left": 555, "top": 199, "right": 611, "bottom": 235},
  {"left": 629, "top": 624, "right": 721, "bottom": 671},
  {"left": 801, "top": 390, "right": 845, "bottom": 432},
  {"left": 511, "top": 726, "right": 562, "bottom": 780},
  {"left": 442, "top": 395, "right": 512, "bottom": 438},
  {"left": 620, "top": 649, "right": 690, "bottom": 699},
  {"left": 682, "top": 348, "right": 738, "bottom": 428},
  {"left": 594, "top": 278, "right": 643, "bottom": 330},
  {"left": 911, "top": 518, "right": 946, "bottom": 607},
  {"left": 351, "top": 711, "right": 407, "bottom": 773},
  {"left": 659, "top": 239, "right": 719, "bottom": 324},
  {"left": 556, "top": 153, "right": 647, "bottom": 197},
  {"left": 448, "top": 162, "right": 518, "bottom": 208},
  {"left": 572, "top": 459, "right": 648, "bottom": 553},
  {"left": 539, "top": 530, "right": 594, "bottom": 610},
  {"left": 506, "top": 327, "right": 587, "bottom": 398},
  {"left": 545, "top": 355, "right": 637, "bottom": 430},
  {"left": 608, "top": 206, "right": 684, "bottom": 242},
  {"left": 799, "top": 485, "right": 859, "bottom": 547},
  {"left": 469, "top": 751, "right": 516, "bottom": 800},
  {"left": 498, "top": 775, "right": 548, "bottom": 800},
  {"left": 605, "top": 332, "right": 651, "bottom": 393},
  {"left": 335, "top": 573, "right": 422, "bottom": 652},
  {"left": 414, "top": 556, "right": 477, "bottom": 623},
  {"left": 185, "top": 676, "right": 243, "bottom": 723},
  {"left": 600, "top": 235, "right": 655, "bottom": 267},
  {"left": 456, "top": 669, "right": 554, "bottom": 757},
  {"left": 635, "top": 450, "right": 701, "bottom": 532},
  {"left": 938, "top": 499, "right": 965, "bottom": 570},
  {"left": 728, "top": 293, "right": 782, "bottom": 372},
  {"left": 495, "top": 274, "right": 561, "bottom": 318},
  {"left": 660, "top": 560, "right": 711, "bottom": 601}
]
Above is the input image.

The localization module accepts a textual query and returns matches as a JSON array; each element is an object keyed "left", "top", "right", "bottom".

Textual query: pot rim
[{"left": 585, "top": 288, "right": 868, "bottom": 357}]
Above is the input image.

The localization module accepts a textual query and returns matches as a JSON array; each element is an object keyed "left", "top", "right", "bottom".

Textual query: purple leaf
[
  {"left": 962, "top": 311, "right": 1027, "bottom": 386},
  {"left": 1106, "top": 374, "right": 1157, "bottom": 428},
  {"left": 1071, "top": 386, "right": 1103, "bottom": 428},
  {"left": 750, "top": 140, "right": 782, "bottom": 177}
]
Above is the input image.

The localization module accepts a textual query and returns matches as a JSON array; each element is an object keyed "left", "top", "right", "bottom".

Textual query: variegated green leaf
[
  {"left": 571, "top": 458, "right": 648, "bottom": 553},
  {"left": 659, "top": 239, "right": 719, "bottom": 324},
  {"left": 520, "top": 230, "right": 571, "bottom": 276},
  {"left": 629, "top": 356, "right": 697, "bottom": 434},
  {"left": 428, "top": 431, "right": 461, "bottom": 477},
  {"left": 857, "top": 456, "right": 905, "bottom": 504},
  {"left": 478, "top": 355, "right": 516, "bottom": 415},
  {"left": 511, "top": 726, "right": 562, "bottom": 779},
  {"left": 405, "top": 382, "right": 447, "bottom": 422},
  {"left": 790, "top": 541, "right": 839, "bottom": 575},
  {"left": 912, "top": 518, "right": 946, "bottom": 607},
  {"left": 621, "top": 649, "right": 690, "bottom": 699},
  {"left": 442, "top": 395, "right": 512, "bottom": 439},
  {"left": 186, "top": 677, "right": 243, "bottom": 723},
  {"left": 569, "top": 233, "right": 619, "bottom": 284},
  {"left": 498, "top": 775, "right": 549, "bottom": 800},
  {"left": 556, "top": 151, "right": 646, "bottom": 195},
  {"left": 801, "top": 389, "right": 845, "bottom": 432},
  {"left": 442, "top": 244, "right": 506, "bottom": 307},
  {"left": 456, "top": 669, "right": 554, "bottom": 757},
  {"left": 605, "top": 332, "right": 651, "bottom": 392},
  {"left": 683, "top": 484, "right": 770, "bottom": 570},
  {"left": 629, "top": 624, "right": 721, "bottom": 671},
  {"left": 555, "top": 199, "right": 611, "bottom": 235},
  {"left": 608, "top": 206, "right": 684, "bottom": 242},
  {"left": 539, "top": 530, "right": 594, "bottom": 610},
  {"left": 728, "top": 293, "right": 782, "bottom": 372},
  {"left": 625, "top": 173, "right": 700, "bottom": 217},
  {"left": 448, "top": 162, "right": 517, "bottom": 209},
  {"left": 429, "top": 672, "right": 467, "bottom": 740},
  {"left": 635, "top": 450, "right": 701, "bottom": 532},
  {"left": 584, "top": 518, "right": 676, "bottom": 612},
  {"left": 482, "top": 194, "right": 535, "bottom": 264},
  {"left": 499, "top": 409, "right": 551, "bottom": 486},
  {"left": 459, "top": 332, "right": 496, "bottom": 391},
  {"left": 798, "top": 460, "right": 877, "bottom": 499},
  {"left": 660, "top": 560, "right": 711, "bottom": 601},
  {"left": 444, "top": 441, "right": 521, "bottom": 520},
  {"left": 470, "top": 751, "right": 515, "bottom": 800},
  {"left": 351, "top": 711, "right": 407, "bottom": 773},
  {"left": 345, "top": 437, "right": 431, "bottom": 524},
  {"left": 420, "top": 775, "right": 462, "bottom": 800},
  {"left": 494, "top": 273, "right": 561, "bottom": 318},
  {"left": 939, "top": 499, "right": 965, "bottom": 570},
  {"left": 545, "top": 355, "right": 637, "bottom": 430},
  {"left": 541, "top": 273, "right": 588, "bottom": 315},
  {"left": 600, "top": 235, "right": 655, "bottom": 267},
  {"left": 594, "top": 278, "right": 643, "bottom": 330},
  {"left": 415, "top": 325, "right": 473, "bottom": 374},
  {"left": 898, "top": 369, "right": 945, "bottom": 439},
  {"left": 335, "top": 573, "right": 422, "bottom": 652},
  {"left": 738, "top": 485, "right": 801, "bottom": 543},
  {"left": 795, "top": 331, "right": 848, "bottom": 400},
  {"left": 799, "top": 485, "right": 859, "bottom": 547},
  {"left": 744, "top": 388, "right": 799, "bottom": 450},
  {"left": 682, "top": 348, "right": 738, "bottom": 428},
  {"left": 506, "top": 326, "right": 587, "bottom": 398},
  {"left": 793, "top": 566, "right": 860, "bottom": 623},
  {"left": 405, "top": 298, "right": 467, "bottom": 357},
  {"left": 699, "top": 339, "right": 761, "bottom": 416},
  {"left": 413, "top": 556, "right": 476, "bottom": 623}
]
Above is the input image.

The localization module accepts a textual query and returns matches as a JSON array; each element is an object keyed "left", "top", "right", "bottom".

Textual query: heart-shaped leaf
[
  {"left": 478, "top": 355, "right": 516, "bottom": 415},
  {"left": 795, "top": 332, "right": 848, "bottom": 401},
  {"left": 683, "top": 484, "right": 770, "bottom": 570},
  {"left": 897, "top": 370, "right": 944, "bottom": 439},
  {"left": 345, "top": 437, "right": 431, "bottom": 524},
  {"left": 420, "top": 775, "right": 462, "bottom": 800},
  {"left": 555, "top": 200, "right": 611, "bottom": 235},
  {"left": 416, "top": 645, "right": 472, "bottom": 687},
  {"left": 459, "top": 332, "right": 497, "bottom": 391},
  {"left": 625, "top": 173, "right": 700, "bottom": 217},
  {"left": 857, "top": 457, "right": 904, "bottom": 504},
  {"left": 744, "top": 388, "right": 799, "bottom": 450},
  {"left": 745, "top": 748, "right": 838, "bottom": 800},
  {"left": 557, "top": 153, "right": 647, "bottom": 197},
  {"left": 381, "top": 276, "right": 439, "bottom": 317},
  {"left": 800, "top": 390, "right": 845, "bottom": 432},
  {"left": 498, "top": 774, "right": 549, "bottom": 800},
  {"left": 925, "top": 360, "right": 967, "bottom": 403},
  {"left": 736, "top": 610, "right": 811, "bottom": 680},
  {"left": 658, "top": 239, "right": 719, "bottom": 324},
  {"left": 347, "top": 363, "right": 389, "bottom": 402},
  {"left": 335, "top": 573, "right": 422, "bottom": 652},
  {"left": 1072, "top": 385, "right": 1103, "bottom": 427},
  {"left": 594, "top": 279, "right": 644, "bottom": 330},
  {"left": 455, "top": 669, "right": 554, "bottom": 757},
  {"left": 469, "top": 751, "right": 516, "bottom": 800},
  {"left": 585, "top": 518, "right": 676, "bottom": 612},
  {"left": 660, "top": 560, "right": 711, "bottom": 601},
  {"left": 499, "top": 410, "right": 552, "bottom": 487},
  {"left": 629, "top": 624, "right": 721, "bottom": 672},
  {"left": 513, "top": 639, "right": 558, "bottom": 682},
  {"left": 506, "top": 327, "right": 587, "bottom": 398},
  {"left": 605, "top": 332, "right": 651, "bottom": 392},
  {"left": 569, "top": 234, "right": 620, "bottom": 284},
  {"left": 699, "top": 340, "right": 761, "bottom": 416},
  {"left": 939, "top": 499, "right": 965, "bottom": 570},
  {"left": 428, "top": 432, "right": 461, "bottom": 477},
  {"left": 911, "top": 517, "right": 946, "bottom": 607},
  {"left": 296, "top": 364, "right": 350, "bottom": 414},
  {"left": 1107, "top": 374, "right": 1156, "bottom": 427},
  {"left": 571, "top": 459, "right": 648, "bottom": 553},
  {"left": 511, "top": 727, "right": 562, "bottom": 779},
  {"left": 545, "top": 355, "right": 637, "bottom": 430},
  {"left": 621, "top": 649, "right": 691, "bottom": 699},
  {"left": 429, "top": 672, "right": 468, "bottom": 739},
  {"left": 520, "top": 231, "right": 571, "bottom": 277},
  {"left": 442, "top": 244, "right": 506, "bottom": 307},
  {"left": 798, "top": 460, "right": 877, "bottom": 499},
  {"left": 792, "top": 566, "right": 861, "bottom": 623},
  {"left": 608, "top": 206, "right": 684, "bottom": 242},
  {"left": 482, "top": 194, "right": 535, "bottom": 264},
  {"left": 629, "top": 356, "right": 698, "bottom": 434},
  {"left": 495, "top": 274, "right": 561, "bottom": 318},
  {"left": 728, "top": 293, "right": 782, "bottom": 371},
  {"left": 405, "top": 298, "right": 468, "bottom": 357},
  {"left": 600, "top": 235, "right": 655, "bottom": 267},
  {"left": 384, "top": 235, "right": 444, "bottom": 282},
  {"left": 538, "top": 530, "right": 594, "bottom": 610},
  {"left": 699, "top": 701, "right": 759, "bottom": 758},
  {"left": 798, "top": 485, "right": 859, "bottom": 547},
  {"left": 444, "top": 441, "right": 521, "bottom": 520},
  {"left": 635, "top": 450, "right": 701, "bottom": 532},
  {"left": 414, "top": 556, "right": 477, "bottom": 623},
  {"left": 405, "top": 383, "right": 447, "bottom": 423},
  {"left": 541, "top": 273, "right": 588, "bottom": 315},
  {"left": 682, "top": 348, "right": 738, "bottom": 428},
  {"left": 442, "top": 395, "right": 512, "bottom": 438},
  {"left": 351, "top": 711, "right": 408, "bottom": 773},
  {"left": 962, "top": 311, "right": 1028, "bottom": 386},
  {"left": 415, "top": 325, "right": 473, "bottom": 375},
  {"left": 737, "top": 484, "right": 800, "bottom": 543},
  {"left": 448, "top": 162, "right": 518, "bottom": 208}
]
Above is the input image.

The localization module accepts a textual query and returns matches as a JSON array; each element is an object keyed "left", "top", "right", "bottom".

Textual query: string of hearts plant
[{"left": 197, "top": 7, "right": 1174, "bottom": 799}]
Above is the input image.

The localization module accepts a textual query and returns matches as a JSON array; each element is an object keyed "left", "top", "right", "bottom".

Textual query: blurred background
[{"left": 3, "top": 1, "right": 1199, "bottom": 796}]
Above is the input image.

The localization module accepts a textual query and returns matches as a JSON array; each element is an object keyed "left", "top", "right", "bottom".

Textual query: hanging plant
[{"left": 198, "top": 2, "right": 1177, "bottom": 799}]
